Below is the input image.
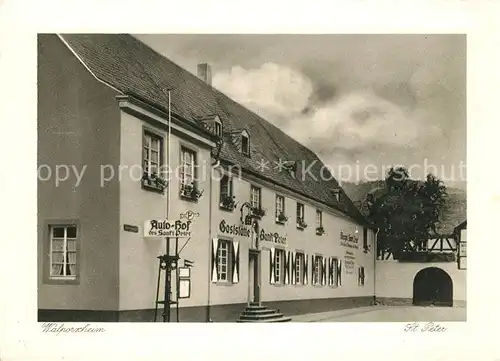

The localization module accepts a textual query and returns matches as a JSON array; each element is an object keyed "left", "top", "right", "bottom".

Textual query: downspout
[
  {"left": 373, "top": 227, "right": 380, "bottom": 305},
  {"left": 207, "top": 158, "right": 220, "bottom": 322}
]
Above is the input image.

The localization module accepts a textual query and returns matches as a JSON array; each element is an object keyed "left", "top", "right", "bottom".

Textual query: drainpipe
[
  {"left": 207, "top": 159, "right": 220, "bottom": 322},
  {"left": 373, "top": 227, "right": 380, "bottom": 305}
]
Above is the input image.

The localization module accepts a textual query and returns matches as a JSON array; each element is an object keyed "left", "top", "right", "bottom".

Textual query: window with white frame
[
  {"left": 274, "top": 249, "right": 285, "bottom": 284},
  {"left": 220, "top": 175, "right": 233, "bottom": 199},
  {"left": 295, "top": 252, "right": 304, "bottom": 285},
  {"left": 143, "top": 131, "right": 163, "bottom": 176},
  {"left": 180, "top": 147, "right": 196, "bottom": 188},
  {"left": 250, "top": 186, "right": 261, "bottom": 209},
  {"left": 217, "top": 240, "right": 232, "bottom": 282},
  {"left": 316, "top": 210, "right": 322, "bottom": 228},
  {"left": 276, "top": 195, "right": 285, "bottom": 219},
  {"left": 358, "top": 266, "right": 365, "bottom": 286},
  {"left": 296, "top": 203, "right": 305, "bottom": 223},
  {"left": 50, "top": 225, "right": 77, "bottom": 279},
  {"left": 313, "top": 255, "right": 323, "bottom": 286}
]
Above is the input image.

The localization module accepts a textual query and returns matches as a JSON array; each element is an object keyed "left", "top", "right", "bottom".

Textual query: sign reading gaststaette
[{"left": 144, "top": 219, "right": 193, "bottom": 238}]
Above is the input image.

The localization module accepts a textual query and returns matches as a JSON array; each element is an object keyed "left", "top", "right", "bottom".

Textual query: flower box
[
  {"left": 251, "top": 207, "right": 266, "bottom": 219},
  {"left": 180, "top": 183, "right": 203, "bottom": 201},
  {"left": 275, "top": 213, "right": 288, "bottom": 225},
  {"left": 316, "top": 226, "right": 325, "bottom": 235},
  {"left": 142, "top": 172, "right": 168, "bottom": 192},
  {"left": 220, "top": 195, "right": 237, "bottom": 211},
  {"left": 297, "top": 218, "right": 308, "bottom": 230}
]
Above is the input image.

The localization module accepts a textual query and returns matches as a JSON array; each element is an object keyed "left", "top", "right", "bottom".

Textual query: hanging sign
[{"left": 143, "top": 219, "right": 192, "bottom": 238}]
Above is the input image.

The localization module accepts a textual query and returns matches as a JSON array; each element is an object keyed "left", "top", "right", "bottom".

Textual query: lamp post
[{"left": 240, "top": 201, "right": 262, "bottom": 304}]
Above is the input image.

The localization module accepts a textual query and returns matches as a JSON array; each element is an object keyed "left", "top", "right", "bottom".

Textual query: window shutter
[
  {"left": 328, "top": 257, "right": 333, "bottom": 286},
  {"left": 337, "top": 259, "right": 342, "bottom": 286},
  {"left": 291, "top": 251, "right": 296, "bottom": 285},
  {"left": 211, "top": 238, "right": 219, "bottom": 283},
  {"left": 322, "top": 257, "right": 327, "bottom": 286},
  {"left": 284, "top": 251, "right": 290, "bottom": 285},
  {"left": 303, "top": 253, "right": 308, "bottom": 285},
  {"left": 269, "top": 247, "right": 275, "bottom": 284},
  {"left": 232, "top": 240, "right": 240, "bottom": 284}
]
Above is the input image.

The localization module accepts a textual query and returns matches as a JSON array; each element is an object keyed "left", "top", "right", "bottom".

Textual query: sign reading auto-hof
[
  {"left": 143, "top": 219, "right": 193, "bottom": 238},
  {"left": 340, "top": 231, "right": 359, "bottom": 249}
]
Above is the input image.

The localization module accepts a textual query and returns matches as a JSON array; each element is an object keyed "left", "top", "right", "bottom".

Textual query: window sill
[
  {"left": 271, "top": 282, "right": 286, "bottom": 287},
  {"left": 296, "top": 225, "right": 307, "bottom": 231},
  {"left": 219, "top": 204, "right": 236, "bottom": 212},
  {"left": 141, "top": 182, "right": 166, "bottom": 194},
  {"left": 214, "top": 281, "right": 235, "bottom": 287},
  {"left": 180, "top": 194, "right": 200, "bottom": 203},
  {"left": 44, "top": 277, "right": 80, "bottom": 286},
  {"left": 275, "top": 220, "right": 286, "bottom": 226}
]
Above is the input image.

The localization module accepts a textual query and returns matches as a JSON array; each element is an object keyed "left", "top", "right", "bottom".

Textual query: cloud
[
  {"left": 213, "top": 63, "right": 438, "bottom": 168},
  {"left": 213, "top": 63, "right": 313, "bottom": 124}
]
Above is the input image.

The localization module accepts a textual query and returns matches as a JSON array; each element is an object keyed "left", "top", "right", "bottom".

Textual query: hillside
[{"left": 341, "top": 180, "right": 467, "bottom": 234}]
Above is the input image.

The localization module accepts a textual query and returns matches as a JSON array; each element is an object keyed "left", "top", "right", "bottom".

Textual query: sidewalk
[{"left": 291, "top": 306, "right": 386, "bottom": 322}]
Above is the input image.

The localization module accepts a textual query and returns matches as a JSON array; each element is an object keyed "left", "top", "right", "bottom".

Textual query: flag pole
[{"left": 163, "top": 89, "right": 172, "bottom": 322}]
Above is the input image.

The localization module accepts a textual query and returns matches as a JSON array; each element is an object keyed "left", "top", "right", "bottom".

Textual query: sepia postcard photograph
[
  {"left": 2, "top": 1, "right": 500, "bottom": 361},
  {"left": 36, "top": 33, "right": 466, "bottom": 323}
]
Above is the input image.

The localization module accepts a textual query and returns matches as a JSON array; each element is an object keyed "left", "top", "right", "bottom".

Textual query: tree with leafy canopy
[{"left": 367, "top": 166, "right": 447, "bottom": 259}]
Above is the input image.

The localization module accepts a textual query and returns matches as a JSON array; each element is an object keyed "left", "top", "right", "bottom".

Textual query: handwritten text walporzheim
[
  {"left": 404, "top": 322, "right": 447, "bottom": 332},
  {"left": 41, "top": 323, "right": 106, "bottom": 335}
]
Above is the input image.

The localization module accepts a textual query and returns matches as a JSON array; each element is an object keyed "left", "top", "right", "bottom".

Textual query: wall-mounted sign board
[
  {"left": 123, "top": 224, "right": 139, "bottom": 233},
  {"left": 179, "top": 267, "right": 190, "bottom": 278},
  {"left": 143, "top": 219, "right": 193, "bottom": 238},
  {"left": 179, "top": 279, "right": 191, "bottom": 298}
]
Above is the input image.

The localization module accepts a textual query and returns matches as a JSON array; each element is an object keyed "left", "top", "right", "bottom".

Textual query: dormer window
[
  {"left": 199, "top": 115, "right": 223, "bottom": 138},
  {"left": 241, "top": 130, "right": 250, "bottom": 156},
  {"left": 214, "top": 121, "right": 222, "bottom": 137}
]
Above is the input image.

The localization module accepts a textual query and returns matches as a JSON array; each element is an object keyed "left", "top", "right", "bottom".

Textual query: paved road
[{"left": 291, "top": 305, "right": 466, "bottom": 322}]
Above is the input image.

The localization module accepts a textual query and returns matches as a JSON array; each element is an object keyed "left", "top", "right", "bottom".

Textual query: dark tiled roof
[{"left": 60, "top": 33, "right": 368, "bottom": 225}]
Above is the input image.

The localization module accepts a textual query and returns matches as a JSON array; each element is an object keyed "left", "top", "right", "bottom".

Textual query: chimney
[{"left": 197, "top": 63, "right": 212, "bottom": 86}]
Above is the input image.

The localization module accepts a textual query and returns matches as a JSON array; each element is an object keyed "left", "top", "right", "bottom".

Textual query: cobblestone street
[{"left": 291, "top": 305, "right": 466, "bottom": 322}]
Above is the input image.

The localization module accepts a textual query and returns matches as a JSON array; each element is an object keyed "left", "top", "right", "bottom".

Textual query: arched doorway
[{"left": 413, "top": 267, "right": 453, "bottom": 307}]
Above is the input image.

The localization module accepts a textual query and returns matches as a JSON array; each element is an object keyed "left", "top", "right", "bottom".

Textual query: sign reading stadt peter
[{"left": 144, "top": 219, "right": 193, "bottom": 238}]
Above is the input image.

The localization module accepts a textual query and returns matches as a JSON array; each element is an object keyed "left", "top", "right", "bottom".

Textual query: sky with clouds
[{"left": 134, "top": 34, "right": 466, "bottom": 188}]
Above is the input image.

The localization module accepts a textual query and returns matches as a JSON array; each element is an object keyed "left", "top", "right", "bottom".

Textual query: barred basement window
[
  {"left": 295, "top": 252, "right": 304, "bottom": 284},
  {"left": 217, "top": 240, "right": 232, "bottom": 282},
  {"left": 50, "top": 225, "right": 77, "bottom": 280}
]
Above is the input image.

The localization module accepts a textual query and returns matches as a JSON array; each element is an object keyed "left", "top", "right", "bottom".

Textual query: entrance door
[
  {"left": 413, "top": 267, "right": 453, "bottom": 307},
  {"left": 248, "top": 251, "right": 259, "bottom": 303}
]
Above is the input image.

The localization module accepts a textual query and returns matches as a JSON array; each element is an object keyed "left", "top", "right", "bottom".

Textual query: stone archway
[{"left": 413, "top": 267, "right": 453, "bottom": 307}]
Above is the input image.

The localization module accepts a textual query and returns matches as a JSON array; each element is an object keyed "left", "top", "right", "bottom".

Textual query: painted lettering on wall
[
  {"left": 219, "top": 220, "right": 251, "bottom": 237},
  {"left": 259, "top": 229, "right": 287, "bottom": 245},
  {"left": 344, "top": 250, "right": 356, "bottom": 275},
  {"left": 340, "top": 231, "right": 359, "bottom": 249},
  {"left": 144, "top": 219, "right": 192, "bottom": 238}
]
